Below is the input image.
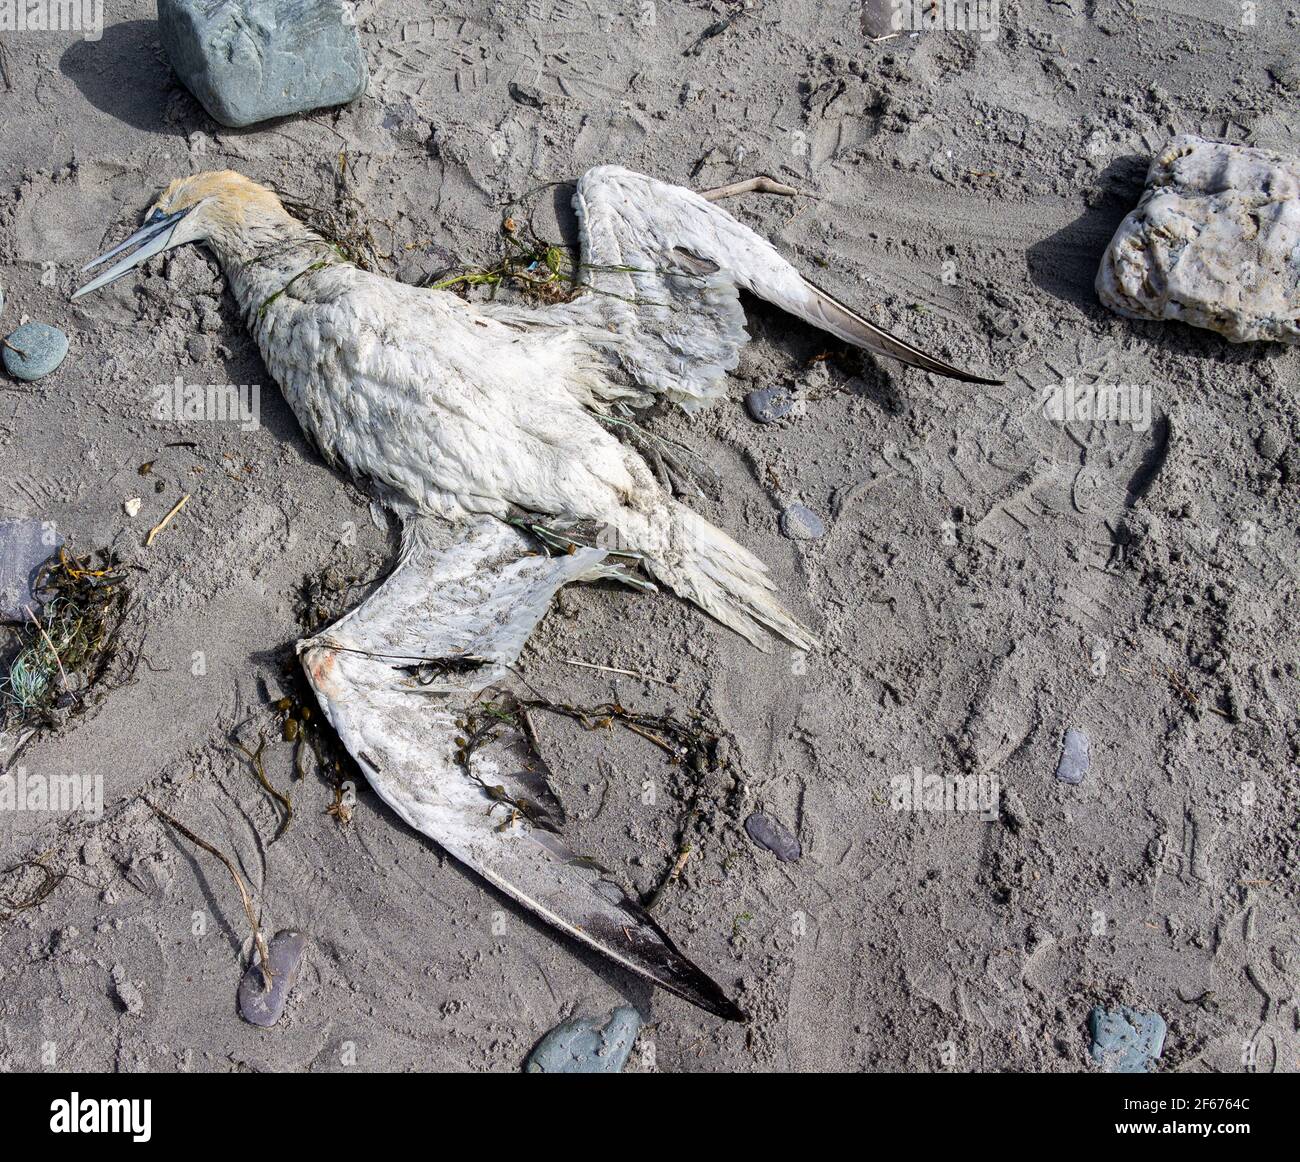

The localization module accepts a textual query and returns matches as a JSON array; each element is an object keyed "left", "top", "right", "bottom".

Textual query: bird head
[{"left": 73, "top": 171, "right": 289, "bottom": 299}]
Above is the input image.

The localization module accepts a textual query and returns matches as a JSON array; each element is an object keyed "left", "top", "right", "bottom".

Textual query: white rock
[
  {"left": 1097, "top": 135, "right": 1300, "bottom": 344},
  {"left": 124, "top": 497, "right": 143, "bottom": 518}
]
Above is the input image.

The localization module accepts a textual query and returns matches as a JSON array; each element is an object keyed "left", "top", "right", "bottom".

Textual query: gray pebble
[
  {"left": 1054, "top": 727, "right": 1090, "bottom": 785},
  {"left": 745, "top": 386, "right": 796, "bottom": 424},
  {"left": 779, "top": 502, "right": 825, "bottom": 541},
  {"left": 159, "top": 0, "right": 368, "bottom": 128},
  {"left": 1088, "top": 1005, "right": 1166, "bottom": 1073},
  {"left": 745, "top": 811, "right": 802, "bottom": 861},
  {"left": 3, "top": 322, "right": 69, "bottom": 381},
  {"left": 525, "top": 1006, "right": 642, "bottom": 1073},
  {"left": 238, "top": 930, "right": 308, "bottom": 1027}
]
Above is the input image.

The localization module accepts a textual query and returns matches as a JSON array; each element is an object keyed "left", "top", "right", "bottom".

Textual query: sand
[{"left": 0, "top": 0, "right": 1296, "bottom": 1073}]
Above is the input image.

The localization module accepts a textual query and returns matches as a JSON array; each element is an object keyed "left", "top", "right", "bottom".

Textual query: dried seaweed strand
[
  {"left": 232, "top": 734, "right": 293, "bottom": 842},
  {"left": 144, "top": 797, "right": 273, "bottom": 990},
  {"left": 0, "top": 858, "right": 65, "bottom": 920}
]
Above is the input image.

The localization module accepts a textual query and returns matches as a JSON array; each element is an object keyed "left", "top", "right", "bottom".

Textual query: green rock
[
  {"left": 159, "top": 0, "right": 369, "bottom": 128},
  {"left": 3, "top": 323, "right": 68, "bottom": 381},
  {"left": 1089, "top": 1005, "right": 1166, "bottom": 1073},
  {"left": 524, "top": 1007, "right": 643, "bottom": 1073}
]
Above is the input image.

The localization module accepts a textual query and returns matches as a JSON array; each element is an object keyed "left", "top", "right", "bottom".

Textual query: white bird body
[
  {"left": 204, "top": 173, "right": 839, "bottom": 647},
  {"left": 74, "top": 165, "right": 1000, "bottom": 1018},
  {"left": 244, "top": 259, "right": 627, "bottom": 525}
]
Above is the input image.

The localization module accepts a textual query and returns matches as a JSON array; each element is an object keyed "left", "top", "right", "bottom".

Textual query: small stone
[
  {"left": 2, "top": 322, "right": 68, "bottom": 381},
  {"left": 744, "top": 386, "right": 795, "bottom": 424},
  {"left": 744, "top": 811, "right": 802, "bottom": 861},
  {"left": 1097, "top": 135, "right": 1300, "bottom": 344},
  {"left": 1088, "top": 1005, "right": 1166, "bottom": 1073},
  {"left": 123, "top": 497, "right": 143, "bottom": 518},
  {"left": 524, "top": 1007, "right": 642, "bottom": 1073},
  {"left": 159, "top": 0, "right": 369, "bottom": 128},
  {"left": 238, "top": 929, "right": 308, "bottom": 1027},
  {"left": 508, "top": 81, "right": 545, "bottom": 109},
  {"left": 0, "top": 518, "right": 61, "bottom": 622},
  {"left": 109, "top": 964, "right": 145, "bottom": 1015},
  {"left": 779, "top": 503, "right": 825, "bottom": 541},
  {"left": 1054, "top": 727, "right": 1090, "bottom": 785}
]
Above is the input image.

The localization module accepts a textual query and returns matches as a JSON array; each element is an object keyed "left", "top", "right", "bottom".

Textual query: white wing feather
[{"left": 299, "top": 514, "right": 745, "bottom": 1021}]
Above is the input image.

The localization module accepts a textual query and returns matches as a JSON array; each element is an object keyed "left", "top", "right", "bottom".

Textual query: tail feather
[{"left": 636, "top": 502, "right": 818, "bottom": 652}]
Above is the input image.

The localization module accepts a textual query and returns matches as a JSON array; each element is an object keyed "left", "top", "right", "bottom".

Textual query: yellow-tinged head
[
  {"left": 149, "top": 170, "right": 288, "bottom": 228},
  {"left": 73, "top": 170, "right": 296, "bottom": 299}
]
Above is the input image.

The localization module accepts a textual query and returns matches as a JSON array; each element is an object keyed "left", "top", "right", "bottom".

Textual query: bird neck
[{"left": 203, "top": 214, "right": 343, "bottom": 323}]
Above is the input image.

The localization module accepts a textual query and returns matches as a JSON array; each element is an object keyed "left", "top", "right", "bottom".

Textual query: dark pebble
[
  {"left": 745, "top": 811, "right": 802, "bottom": 861},
  {"left": 1054, "top": 727, "right": 1090, "bottom": 785},
  {"left": 779, "top": 502, "right": 826, "bottom": 541},
  {"left": 745, "top": 386, "right": 796, "bottom": 423},
  {"left": 238, "top": 929, "right": 308, "bottom": 1027}
]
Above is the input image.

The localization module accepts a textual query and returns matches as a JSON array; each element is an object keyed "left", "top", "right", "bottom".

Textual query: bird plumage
[{"left": 74, "top": 165, "right": 1000, "bottom": 1017}]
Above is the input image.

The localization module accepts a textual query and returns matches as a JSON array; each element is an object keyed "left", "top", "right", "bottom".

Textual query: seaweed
[
  {"left": 0, "top": 857, "right": 65, "bottom": 921},
  {"left": 0, "top": 547, "right": 133, "bottom": 734},
  {"left": 455, "top": 691, "right": 721, "bottom": 903},
  {"left": 144, "top": 798, "right": 273, "bottom": 991},
  {"left": 279, "top": 150, "right": 392, "bottom": 274},
  {"left": 231, "top": 733, "right": 293, "bottom": 843},
  {"left": 426, "top": 214, "right": 579, "bottom": 304}
]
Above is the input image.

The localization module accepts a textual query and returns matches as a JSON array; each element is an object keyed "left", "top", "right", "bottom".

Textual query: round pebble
[
  {"left": 745, "top": 386, "right": 796, "bottom": 424},
  {"left": 779, "top": 502, "right": 826, "bottom": 541},
  {"left": 2, "top": 323, "right": 69, "bottom": 381}
]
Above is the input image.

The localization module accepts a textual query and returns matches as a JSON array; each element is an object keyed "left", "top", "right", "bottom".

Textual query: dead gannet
[{"left": 74, "top": 168, "right": 1000, "bottom": 1020}]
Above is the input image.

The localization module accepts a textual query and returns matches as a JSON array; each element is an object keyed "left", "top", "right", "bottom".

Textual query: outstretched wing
[
  {"left": 299, "top": 514, "right": 744, "bottom": 1021},
  {"left": 557, "top": 165, "right": 1001, "bottom": 410}
]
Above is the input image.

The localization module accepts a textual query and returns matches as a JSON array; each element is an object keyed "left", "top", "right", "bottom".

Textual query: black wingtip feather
[{"left": 803, "top": 278, "right": 1004, "bottom": 387}]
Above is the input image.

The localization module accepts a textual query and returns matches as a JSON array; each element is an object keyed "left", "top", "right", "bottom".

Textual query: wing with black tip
[{"left": 299, "top": 513, "right": 743, "bottom": 1021}]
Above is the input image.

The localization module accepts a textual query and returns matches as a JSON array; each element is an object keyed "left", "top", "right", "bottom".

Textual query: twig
[
  {"left": 145, "top": 493, "right": 190, "bottom": 547},
  {"left": 700, "top": 175, "right": 800, "bottom": 201},
  {"left": 144, "top": 797, "right": 273, "bottom": 990},
  {"left": 560, "top": 658, "right": 677, "bottom": 687},
  {"left": 645, "top": 845, "right": 692, "bottom": 910}
]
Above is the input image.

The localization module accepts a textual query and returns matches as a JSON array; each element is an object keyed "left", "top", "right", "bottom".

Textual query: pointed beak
[{"left": 71, "top": 206, "right": 194, "bottom": 300}]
